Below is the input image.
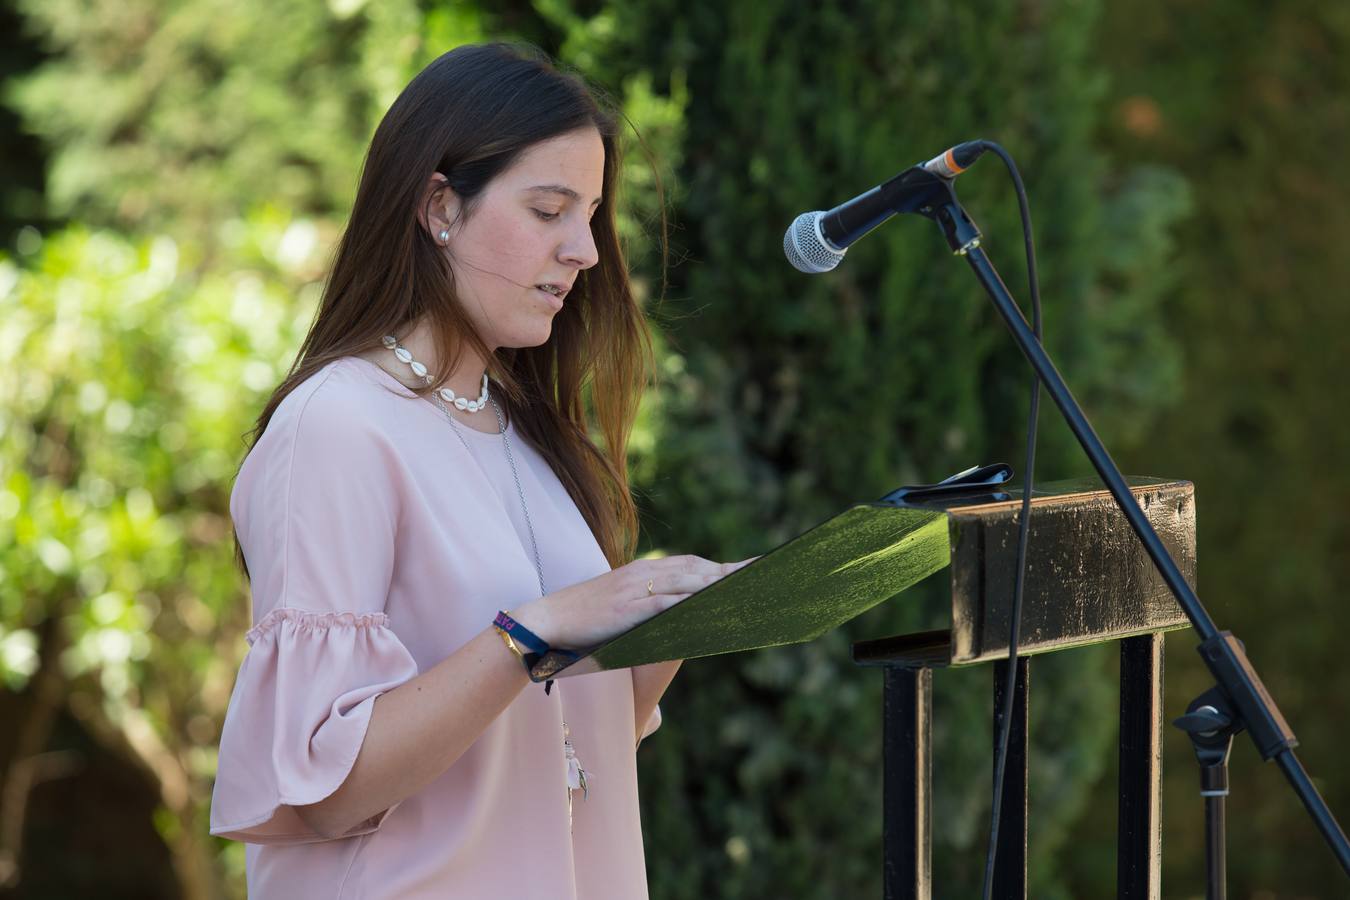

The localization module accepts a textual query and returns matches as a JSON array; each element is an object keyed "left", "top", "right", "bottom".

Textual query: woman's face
[{"left": 438, "top": 128, "right": 605, "bottom": 351}]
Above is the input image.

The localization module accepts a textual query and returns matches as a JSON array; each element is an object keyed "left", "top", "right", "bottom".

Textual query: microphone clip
[{"left": 869, "top": 167, "right": 984, "bottom": 256}]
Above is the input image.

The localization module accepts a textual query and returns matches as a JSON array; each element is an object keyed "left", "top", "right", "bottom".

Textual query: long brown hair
[{"left": 235, "top": 42, "right": 660, "bottom": 575}]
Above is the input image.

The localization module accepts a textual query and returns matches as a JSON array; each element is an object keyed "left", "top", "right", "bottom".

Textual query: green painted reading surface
[{"left": 580, "top": 505, "right": 951, "bottom": 672}]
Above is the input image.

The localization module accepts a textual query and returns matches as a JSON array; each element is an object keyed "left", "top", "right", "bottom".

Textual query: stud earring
[{"left": 438, "top": 230, "right": 449, "bottom": 242}]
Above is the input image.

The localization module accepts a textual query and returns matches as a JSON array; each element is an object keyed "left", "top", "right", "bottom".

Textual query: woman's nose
[{"left": 559, "top": 218, "right": 599, "bottom": 270}]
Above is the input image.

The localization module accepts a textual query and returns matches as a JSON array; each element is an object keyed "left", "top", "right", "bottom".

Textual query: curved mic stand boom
[{"left": 885, "top": 154, "right": 1350, "bottom": 883}]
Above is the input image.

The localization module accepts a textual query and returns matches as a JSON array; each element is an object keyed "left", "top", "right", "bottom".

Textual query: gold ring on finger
[{"left": 647, "top": 579, "right": 655, "bottom": 595}]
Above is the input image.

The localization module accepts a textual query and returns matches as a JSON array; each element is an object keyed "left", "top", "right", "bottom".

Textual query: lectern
[
  {"left": 529, "top": 475, "right": 1194, "bottom": 899},
  {"left": 852, "top": 477, "right": 1195, "bottom": 900}
]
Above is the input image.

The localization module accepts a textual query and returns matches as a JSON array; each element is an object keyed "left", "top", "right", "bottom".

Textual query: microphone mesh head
[{"left": 783, "top": 211, "right": 845, "bottom": 273}]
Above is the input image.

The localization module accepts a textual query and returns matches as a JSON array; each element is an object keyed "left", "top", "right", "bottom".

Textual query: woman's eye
[{"left": 532, "top": 209, "right": 559, "bottom": 221}]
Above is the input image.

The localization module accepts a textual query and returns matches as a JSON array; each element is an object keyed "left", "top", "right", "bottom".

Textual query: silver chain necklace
[
  {"left": 430, "top": 390, "right": 546, "bottom": 599},
  {"left": 381, "top": 338, "right": 591, "bottom": 819}
]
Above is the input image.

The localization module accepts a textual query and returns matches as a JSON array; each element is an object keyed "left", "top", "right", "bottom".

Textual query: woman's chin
[{"left": 502, "top": 322, "right": 554, "bottom": 349}]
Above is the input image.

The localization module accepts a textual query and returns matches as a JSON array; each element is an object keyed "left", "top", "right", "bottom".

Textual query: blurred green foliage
[
  {"left": 0, "top": 216, "right": 324, "bottom": 894},
  {"left": 1, "top": 0, "right": 1343, "bottom": 898},
  {"left": 4, "top": 0, "right": 485, "bottom": 238},
  {"left": 1085, "top": 2, "right": 1350, "bottom": 896}
]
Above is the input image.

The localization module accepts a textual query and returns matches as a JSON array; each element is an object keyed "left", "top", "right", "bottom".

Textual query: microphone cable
[{"left": 973, "top": 140, "right": 1042, "bottom": 900}]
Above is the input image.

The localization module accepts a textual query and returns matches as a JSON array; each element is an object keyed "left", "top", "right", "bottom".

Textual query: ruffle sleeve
[
  {"left": 209, "top": 608, "right": 419, "bottom": 843},
  {"left": 211, "top": 375, "right": 418, "bottom": 844}
]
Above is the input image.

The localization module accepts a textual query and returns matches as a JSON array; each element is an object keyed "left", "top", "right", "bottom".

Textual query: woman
[{"left": 209, "top": 42, "right": 747, "bottom": 899}]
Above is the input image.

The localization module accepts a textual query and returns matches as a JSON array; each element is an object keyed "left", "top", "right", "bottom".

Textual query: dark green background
[{"left": 1, "top": 1, "right": 1345, "bottom": 897}]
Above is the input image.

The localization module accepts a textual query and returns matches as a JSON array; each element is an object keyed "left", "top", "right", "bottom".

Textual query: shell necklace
[{"left": 381, "top": 336, "right": 591, "bottom": 826}]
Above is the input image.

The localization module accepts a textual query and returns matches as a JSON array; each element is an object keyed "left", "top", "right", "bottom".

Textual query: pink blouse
[{"left": 210, "top": 356, "right": 663, "bottom": 899}]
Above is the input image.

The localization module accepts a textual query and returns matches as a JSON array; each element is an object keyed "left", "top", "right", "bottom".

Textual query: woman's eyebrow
[{"left": 525, "top": 184, "right": 603, "bottom": 207}]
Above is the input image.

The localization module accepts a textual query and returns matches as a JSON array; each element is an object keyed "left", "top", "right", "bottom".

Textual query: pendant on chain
[
  {"left": 563, "top": 722, "right": 592, "bottom": 831},
  {"left": 416, "top": 352, "right": 594, "bottom": 831}
]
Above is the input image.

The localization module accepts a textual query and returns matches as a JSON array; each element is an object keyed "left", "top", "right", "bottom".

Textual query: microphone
[{"left": 783, "top": 140, "right": 989, "bottom": 273}]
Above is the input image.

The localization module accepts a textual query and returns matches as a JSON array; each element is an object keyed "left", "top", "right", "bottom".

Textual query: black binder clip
[{"left": 880, "top": 462, "right": 1014, "bottom": 506}]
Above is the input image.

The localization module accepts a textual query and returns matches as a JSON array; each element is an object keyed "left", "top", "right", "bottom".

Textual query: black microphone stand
[
  {"left": 888, "top": 163, "right": 1350, "bottom": 888},
  {"left": 1174, "top": 688, "right": 1240, "bottom": 899}
]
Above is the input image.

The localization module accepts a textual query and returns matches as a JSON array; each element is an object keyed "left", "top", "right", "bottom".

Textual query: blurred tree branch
[{"left": 0, "top": 613, "right": 78, "bottom": 892}]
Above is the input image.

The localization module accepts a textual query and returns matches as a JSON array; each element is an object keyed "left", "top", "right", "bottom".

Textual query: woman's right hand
[{"left": 511, "top": 554, "right": 755, "bottom": 650}]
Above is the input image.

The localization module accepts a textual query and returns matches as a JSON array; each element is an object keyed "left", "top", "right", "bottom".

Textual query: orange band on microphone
[{"left": 944, "top": 148, "right": 967, "bottom": 175}]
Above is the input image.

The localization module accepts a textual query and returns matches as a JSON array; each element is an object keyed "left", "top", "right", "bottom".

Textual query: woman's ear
[{"left": 420, "top": 173, "right": 461, "bottom": 244}]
